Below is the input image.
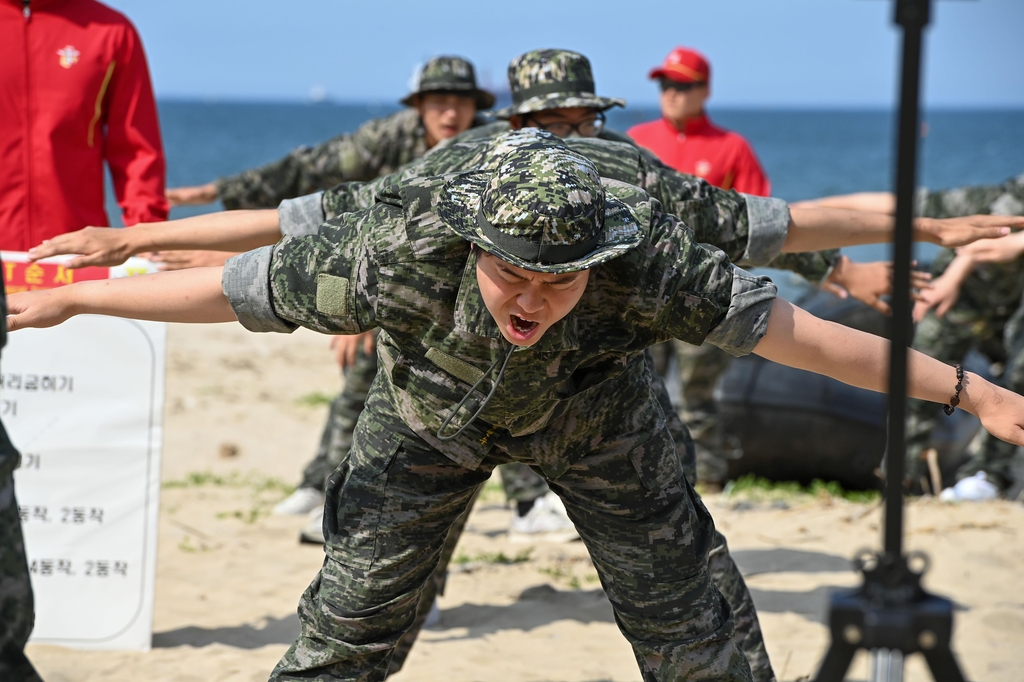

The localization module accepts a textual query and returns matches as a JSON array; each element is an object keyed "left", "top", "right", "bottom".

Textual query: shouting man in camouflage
[{"left": 12, "top": 139, "right": 1024, "bottom": 682}]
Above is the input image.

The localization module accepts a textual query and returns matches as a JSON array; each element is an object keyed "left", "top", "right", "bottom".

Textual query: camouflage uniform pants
[
  {"left": 389, "top": 352, "right": 772, "bottom": 680},
  {"left": 905, "top": 301, "right": 1024, "bottom": 489},
  {"left": 272, "top": 380, "right": 752, "bottom": 681},
  {"left": 0, "top": 469, "right": 43, "bottom": 682}
]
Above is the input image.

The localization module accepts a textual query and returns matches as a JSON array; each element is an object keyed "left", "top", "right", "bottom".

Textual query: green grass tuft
[
  {"left": 294, "top": 391, "right": 334, "bottom": 407},
  {"left": 724, "top": 474, "right": 880, "bottom": 504}
]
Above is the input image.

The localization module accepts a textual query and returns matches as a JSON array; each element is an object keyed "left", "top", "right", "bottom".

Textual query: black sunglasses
[{"left": 659, "top": 78, "right": 705, "bottom": 93}]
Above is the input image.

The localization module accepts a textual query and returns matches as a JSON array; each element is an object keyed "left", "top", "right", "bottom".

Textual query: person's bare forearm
[
  {"left": 790, "top": 192, "right": 896, "bottom": 214},
  {"left": 754, "top": 298, "right": 988, "bottom": 411},
  {"left": 782, "top": 206, "right": 1016, "bottom": 253},
  {"left": 59, "top": 268, "right": 234, "bottom": 325},
  {"left": 937, "top": 253, "right": 976, "bottom": 290},
  {"left": 129, "top": 210, "right": 281, "bottom": 254},
  {"left": 783, "top": 207, "right": 895, "bottom": 252}
]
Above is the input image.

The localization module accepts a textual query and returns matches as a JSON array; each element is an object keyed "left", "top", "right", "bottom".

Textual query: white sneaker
[
  {"left": 299, "top": 507, "right": 325, "bottom": 545},
  {"left": 274, "top": 487, "right": 324, "bottom": 516},
  {"left": 939, "top": 472, "right": 999, "bottom": 502},
  {"left": 423, "top": 599, "right": 442, "bottom": 628},
  {"left": 509, "top": 492, "right": 579, "bottom": 543}
]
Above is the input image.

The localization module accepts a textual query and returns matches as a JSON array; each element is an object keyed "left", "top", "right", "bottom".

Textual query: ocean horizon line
[{"left": 154, "top": 97, "right": 1024, "bottom": 113}]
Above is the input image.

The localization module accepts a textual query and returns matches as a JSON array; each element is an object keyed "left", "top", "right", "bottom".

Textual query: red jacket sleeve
[
  {"left": 729, "top": 137, "right": 771, "bottom": 197},
  {"left": 103, "top": 20, "right": 168, "bottom": 225}
]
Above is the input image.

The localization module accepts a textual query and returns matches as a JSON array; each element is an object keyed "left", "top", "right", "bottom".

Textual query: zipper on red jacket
[{"left": 23, "top": 0, "right": 33, "bottom": 248}]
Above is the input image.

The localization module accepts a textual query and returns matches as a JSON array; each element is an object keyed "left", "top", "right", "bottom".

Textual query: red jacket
[
  {"left": 0, "top": 0, "right": 167, "bottom": 251},
  {"left": 628, "top": 114, "right": 771, "bottom": 197}
]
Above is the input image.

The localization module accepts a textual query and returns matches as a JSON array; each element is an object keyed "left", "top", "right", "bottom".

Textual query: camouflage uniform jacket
[
  {"left": 278, "top": 129, "right": 826, "bottom": 280},
  {"left": 923, "top": 173, "right": 1024, "bottom": 317},
  {"left": 215, "top": 109, "right": 489, "bottom": 210},
  {"left": 225, "top": 174, "right": 776, "bottom": 477}
]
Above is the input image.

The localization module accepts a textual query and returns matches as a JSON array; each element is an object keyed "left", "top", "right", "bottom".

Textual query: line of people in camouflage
[{"left": 4, "top": 47, "right": 1024, "bottom": 682}]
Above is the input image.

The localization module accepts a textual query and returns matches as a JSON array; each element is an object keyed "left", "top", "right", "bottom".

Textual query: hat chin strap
[
  {"left": 477, "top": 207, "right": 600, "bottom": 266},
  {"left": 436, "top": 343, "right": 516, "bottom": 442}
]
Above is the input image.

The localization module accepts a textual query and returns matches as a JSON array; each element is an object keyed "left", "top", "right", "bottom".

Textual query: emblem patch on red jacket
[{"left": 56, "top": 45, "right": 80, "bottom": 69}]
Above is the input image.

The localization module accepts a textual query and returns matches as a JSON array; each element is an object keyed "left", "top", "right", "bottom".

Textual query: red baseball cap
[{"left": 648, "top": 47, "right": 710, "bottom": 84}]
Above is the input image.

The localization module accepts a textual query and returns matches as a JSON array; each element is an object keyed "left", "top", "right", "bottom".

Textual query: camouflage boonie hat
[
  {"left": 439, "top": 139, "right": 642, "bottom": 273},
  {"left": 401, "top": 55, "right": 495, "bottom": 110},
  {"left": 494, "top": 49, "right": 626, "bottom": 119}
]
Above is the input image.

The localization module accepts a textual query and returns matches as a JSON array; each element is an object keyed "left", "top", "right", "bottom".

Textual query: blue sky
[{"left": 106, "top": 0, "right": 1023, "bottom": 108}]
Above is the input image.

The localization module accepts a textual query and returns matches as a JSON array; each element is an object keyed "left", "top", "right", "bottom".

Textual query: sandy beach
[{"left": 24, "top": 322, "right": 1024, "bottom": 682}]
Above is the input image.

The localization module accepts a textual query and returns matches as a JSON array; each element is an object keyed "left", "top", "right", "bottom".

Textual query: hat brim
[
  {"left": 493, "top": 92, "right": 626, "bottom": 120},
  {"left": 438, "top": 171, "right": 643, "bottom": 273},
  {"left": 401, "top": 86, "right": 496, "bottom": 110},
  {"left": 648, "top": 67, "right": 706, "bottom": 84}
]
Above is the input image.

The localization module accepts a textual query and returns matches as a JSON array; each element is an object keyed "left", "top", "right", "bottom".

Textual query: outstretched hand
[
  {"left": 821, "top": 257, "right": 931, "bottom": 316},
  {"left": 166, "top": 183, "right": 218, "bottom": 207},
  {"left": 5, "top": 289, "right": 74, "bottom": 331},
  {"left": 919, "top": 215, "right": 1024, "bottom": 248},
  {"left": 956, "top": 230, "right": 1024, "bottom": 264},
  {"left": 28, "top": 227, "right": 134, "bottom": 268},
  {"left": 912, "top": 271, "right": 962, "bottom": 323}
]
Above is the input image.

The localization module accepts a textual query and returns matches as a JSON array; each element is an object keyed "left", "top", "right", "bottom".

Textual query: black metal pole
[{"left": 884, "top": 0, "right": 930, "bottom": 560}]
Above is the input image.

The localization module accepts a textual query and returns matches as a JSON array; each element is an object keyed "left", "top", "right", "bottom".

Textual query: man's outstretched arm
[
  {"left": 753, "top": 298, "right": 1024, "bottom": 448},
  {"left": 27, "top": 210, "right": 281, "bottom": 269},
  {"left": 6, "top": 267, "right": 235, "bottom": 329},
  {"left": 782, "top": 206, "right": 1020, "bottom": 253}
]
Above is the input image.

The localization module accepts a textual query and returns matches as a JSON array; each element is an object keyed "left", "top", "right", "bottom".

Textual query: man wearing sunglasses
[{"left": 628, "top": 47, "right": 770, "bottom": 197}]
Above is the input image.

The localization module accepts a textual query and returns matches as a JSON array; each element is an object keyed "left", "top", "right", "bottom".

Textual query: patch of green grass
[
  {"left": 216, "top": 508, "right": 269, "bottom": 524},
  {"left": 453, "top": 548, "right": 534, "bottom": 565},
  {"left": 163, "top": 470, "right": 294, "bottom": 495},
  {"left": 539, "top": 562, "right": 599, "bottom": 591},
  {"left": 724, "top": 474, "right": 880, "bottom": 504},
  {"left": 164, "top": 470, "right": 295, "bottom": 523},
  {"left": 294, "top": 391, "right": 334, "bottom": 407}
]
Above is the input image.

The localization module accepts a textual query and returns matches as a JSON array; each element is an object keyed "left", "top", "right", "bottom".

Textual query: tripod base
[{"left": 813, "top": 553, "right": 967, "bottom": 682}]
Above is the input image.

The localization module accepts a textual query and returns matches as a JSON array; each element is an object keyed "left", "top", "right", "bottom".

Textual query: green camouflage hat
[
  {"left": 400, "top": 55, "right": 496, "bottom": 110},
  {"left": 494, "top": 49, "right": 626, "bottom": 119},
  {"left": 439, "top": 139, "right": 642, "bottom": 273}
]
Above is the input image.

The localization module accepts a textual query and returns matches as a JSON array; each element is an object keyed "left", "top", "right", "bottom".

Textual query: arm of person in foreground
[
  {"left": 781, "top": 205, "right": 1021, "bottom": 253},
  {"left": 789, "top": 192, "right": 896, "bottom": 214},
  {"left": 26, "top": 210, "right": 281, "bottom": 269},
  {"left": 5, "top": 267, "right": 235, "bottom": 329},
  {"left": 753, "top": 298, "right": 1024, "bottom": 447}
]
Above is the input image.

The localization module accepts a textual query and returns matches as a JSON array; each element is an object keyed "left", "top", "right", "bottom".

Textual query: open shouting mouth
[{"left": 508, "top": 314, "right": 540, "bottom": 342}]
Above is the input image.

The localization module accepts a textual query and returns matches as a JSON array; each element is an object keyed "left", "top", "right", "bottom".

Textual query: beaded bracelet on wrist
[{"left": 942, "top": 363, "right": 964, "bottom": 416}]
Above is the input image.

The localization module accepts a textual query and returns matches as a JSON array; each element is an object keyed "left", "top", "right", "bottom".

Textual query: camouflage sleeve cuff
[
  {"left": 742, "top": 195, "right": 790, "bottom": 266},
  {"left": 222, "top": 247, "right": 297, "bottom": 333},
  {"left": 278, "top": 192, "right": 325, "bottom": 238},
  {"left": 705, "top": 266, "right": 777, "bottom": 357}
]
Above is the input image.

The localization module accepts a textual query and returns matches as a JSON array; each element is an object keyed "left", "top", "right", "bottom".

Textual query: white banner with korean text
[{"left": 4, "top": 253, "right": 165, "bottom": 651}]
